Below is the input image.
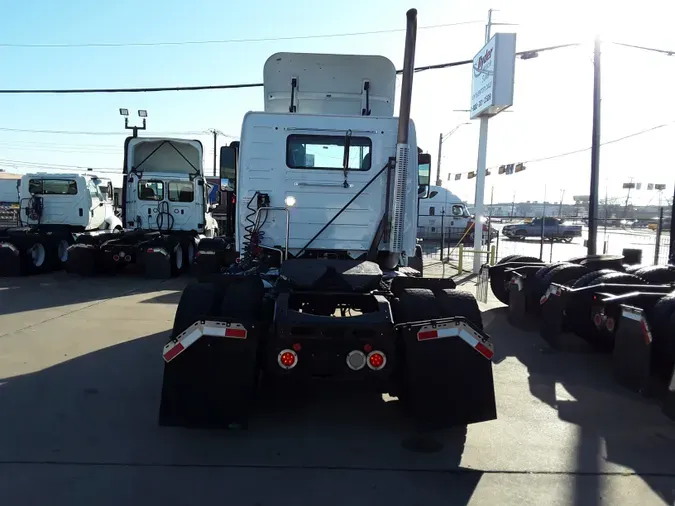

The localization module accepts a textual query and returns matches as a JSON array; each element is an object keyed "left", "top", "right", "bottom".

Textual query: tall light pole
[
  {"left": 120, "top": 108, "right": 147, "bottom": 138},
  {"left": 436, "top": 122, "right": 471, "bottom": 186}
]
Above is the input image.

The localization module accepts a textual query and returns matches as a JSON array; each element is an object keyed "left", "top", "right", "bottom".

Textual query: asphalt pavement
[{"left": 0, "top": 271, "right": 674, "bottom": 505}]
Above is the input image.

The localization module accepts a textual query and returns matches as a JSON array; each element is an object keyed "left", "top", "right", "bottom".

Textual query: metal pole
[
  {"left": 212, "top": 129, "right": 218, "bottom": 177},
  {"left": 472, "top": 9, "right": 493, "bottom": 274},
  {"left": 654, "top": 207, "right": 664, "bottom": 264},
  {"left": 587, "top": 36, "right": 602, "bottom": 255},
  {"left": 436, "top": 132, "right": 443, "bottom": 186},
  {"left": 539, "top": 186, "right": 547, "bottom": 260},
  {"left": 669, "top": 182, "right": 675, "bottom": 264},
  {"left": 440, "top": 208, "right": 445, "bottom": 262}
]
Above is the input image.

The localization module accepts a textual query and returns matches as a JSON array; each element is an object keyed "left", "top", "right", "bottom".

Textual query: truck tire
[
  {"left": 624, "top": 264, "right": 646, "bottom": 274},
  {"left": 497, "top": 255, "right": 541, "bottom": 265},
  {"left": 393, "top": 288, "right": 495, "bottom": 430},
  {"left": 435, "top": 289, "right": 483, "bottom": 329},
  {"left": 540, "top": 263, "right": 589, "bottom": 294},
  {"left": 571, "top": 268, "right": 618, "bottom": 289},
  {"left": 18, "top": 237, "right": 49, "bottom": 275},
  {"left": 48, "top": 235, "right": 74, "bottom": 271},
  {"left": 648, "top": 293, "right": 675, "bottom": 370},
  {"left": 567, "top": 254, "right": 625, "bottom": 272},
  {"left": 171, "top": 282, "right": 217, "bottom": 338},
  {"left": 632, "top": 265, "right": 675, "bottom": 284},
  {"left": 490, "top": 256, "right": 543, "bottom": 305}
]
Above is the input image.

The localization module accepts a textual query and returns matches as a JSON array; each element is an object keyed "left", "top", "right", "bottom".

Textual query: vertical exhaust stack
[{"left": 386, "top": 8, "right": 417, "bottom": 269}]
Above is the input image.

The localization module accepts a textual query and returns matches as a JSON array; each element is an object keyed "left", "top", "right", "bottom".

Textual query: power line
[
  {"left": 523, "top": 120, "right": 675, "bottom": 164},
  {"left": 611, "top": 41, "right": 674, "bottom": 56},
  {"left": 0, "top": 21, "right": 482, "bottom": 49},
  {"left": 5, "top": 119, "right": 671, "bottom": 177},
  {"left": 0, "top": 43, "right": 580, "bottom": 95},
  {"left": 0, "top": 127, "right": 235, "bottom": 137}
]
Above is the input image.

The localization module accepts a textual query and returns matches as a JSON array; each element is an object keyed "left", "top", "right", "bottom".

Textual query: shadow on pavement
[
  {"left": 0, "top": 271, "right": 188, "bottom": 317},
  {"left": 484, "top": 306, "right": 675, "bottom": 506},
  {"left": 0, "top": 329, "right": 482, "bottom": 505}
]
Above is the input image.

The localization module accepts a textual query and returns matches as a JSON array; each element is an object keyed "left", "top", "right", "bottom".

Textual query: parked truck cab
[{"left": 160, "top": 10, "right": 497, "bottom": 432}]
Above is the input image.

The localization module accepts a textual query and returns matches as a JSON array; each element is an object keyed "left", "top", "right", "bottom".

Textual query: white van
[{"left": 417, "top": 185, "right": 471, "bottom": 241}]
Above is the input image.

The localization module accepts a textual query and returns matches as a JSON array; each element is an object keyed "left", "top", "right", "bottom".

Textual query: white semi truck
[
  {"left": 159, "top": 9, "right": 497, "bottom": 431},
  {"left": 0, "top": 172, "right": 123, "bottom": 275},
  {"left": 65, "top": 136, "right": 218, "bottom": 277}
]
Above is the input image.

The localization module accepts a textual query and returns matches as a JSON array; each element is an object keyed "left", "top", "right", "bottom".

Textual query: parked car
[{"left": 502, "top": 217, "right": 582, "bottom": 242}]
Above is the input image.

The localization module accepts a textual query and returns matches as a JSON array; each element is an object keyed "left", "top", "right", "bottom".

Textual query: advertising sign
[{"left": 470, "top": 33, "right": 517, "bottom": 119}]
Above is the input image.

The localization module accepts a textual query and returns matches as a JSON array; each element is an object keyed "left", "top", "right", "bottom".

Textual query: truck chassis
[{"left": 159, "top": 260, "right": 497, "bottom": 430}]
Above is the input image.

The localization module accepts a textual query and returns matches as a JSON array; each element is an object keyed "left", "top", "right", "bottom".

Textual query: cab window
[
  {"left": 286, "top": 134, "right": 372, "bottom": 171},
  {"left": 87, "top": 180, "right": 102, "bottom": 199},
  {"left": 138, "top": 181, "right": 164, "bottom": 201},
  {"left": 28, "top": 179, "right": 78, "bottom": 195},
  {"left": 169, "top": 181, "right": 194, "bottom": 203},
  {"left": 452, "top": 205, "right": 465, "bottom": 217}
]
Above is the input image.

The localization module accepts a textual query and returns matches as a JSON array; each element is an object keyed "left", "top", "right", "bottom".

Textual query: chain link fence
[{"left": 419, "top": 210, "right": 673, "bottom": 276}]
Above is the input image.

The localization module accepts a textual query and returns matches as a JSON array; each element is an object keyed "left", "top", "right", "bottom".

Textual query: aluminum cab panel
[
  {"left": 264, "top": 52, "right": 396, "bottom": 117},
  {"left": 236, "top": 111, "right": 418, "bottom": 258}
]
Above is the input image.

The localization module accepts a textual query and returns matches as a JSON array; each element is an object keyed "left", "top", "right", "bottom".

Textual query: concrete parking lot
[{"left": 1, "top": 271, "right": 674, "bottom": 505}]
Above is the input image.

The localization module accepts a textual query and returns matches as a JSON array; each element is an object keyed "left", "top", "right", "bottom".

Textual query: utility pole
[
  {"left": 208, "top": 129, "right": 221, "bottom": 177},
  {"left": 436, "top": 133, "right": 443, "bottom": 186},
  {"left": 622, "top": 177, "right": 635, "bottom": 218},
  {"left": 558, "top": 189, "right": 565, "bottom": 217},
  {"left": 587, "top": 36, "right": 602, "bottom": 255},
  {"left": 436, "top": 123, "right": 470, "bottom": 187}
]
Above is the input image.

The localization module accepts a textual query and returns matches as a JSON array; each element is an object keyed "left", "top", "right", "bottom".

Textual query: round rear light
[
  {"left": 277, "top": 349, "right": 298, "bottom": 370},
  {"left": 346, "top": 350, "right": 366, "bottom": 371},
  {"left": 367, "top": 350, "right": 386, "bottom": 370},
  {"left": 605, "top": 317, "right": 615, "bottom": 332},
  {"left": 113, "top": 254, "right": 120, "bottom": 261},
  {"left": 593, "top": 313, "right": 602, "bottom": 327}
]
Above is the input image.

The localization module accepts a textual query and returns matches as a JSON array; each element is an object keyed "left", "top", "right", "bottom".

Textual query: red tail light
[
  {"left": 367, "top": 351, "right": 386, "bottom": 370},
  {"left": 113, "top": 254, "right": 120, "bottom": 261},
  {"left": 278, "top": 349, "right": 298, "bottom": 370}
]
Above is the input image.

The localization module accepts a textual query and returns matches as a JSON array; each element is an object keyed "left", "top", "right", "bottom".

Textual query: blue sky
[{"left": 1, "top": 0, "right": 674, "bottom": 206}]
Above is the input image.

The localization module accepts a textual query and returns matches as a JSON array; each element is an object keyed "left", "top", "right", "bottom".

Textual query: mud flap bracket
[
  {"left": 395, "top": 317, "right": 497, "bottom": 429},
  {"left": 159, "top": 319, "right": 260, "bottom": 429}
]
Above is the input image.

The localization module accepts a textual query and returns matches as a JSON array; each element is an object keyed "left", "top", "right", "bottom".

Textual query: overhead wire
[
  {"left": 0, "top": 20, "right": 483, "bottom": 49},
  {"left": 0, "top": 43, "right": 581, "bottom": 94}
]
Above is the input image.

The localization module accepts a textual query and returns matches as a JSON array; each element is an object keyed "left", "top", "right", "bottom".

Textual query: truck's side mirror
[
  {"left": 418, "top": 153, "right": 431, "bottom": 199},
  {"left": 219, "top": 144, "right": 238, "bottom": 192}
]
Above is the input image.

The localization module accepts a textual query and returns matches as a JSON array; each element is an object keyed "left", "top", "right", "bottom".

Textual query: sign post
[{"left": 470, "top": 26, "right": 516, "bottom": 274}]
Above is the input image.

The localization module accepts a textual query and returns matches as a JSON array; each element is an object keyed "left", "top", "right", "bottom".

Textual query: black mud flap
[
  {"left": 538, "top": 284, "right": 567, "bottom": 347},
  {"left": 475, "top": 264, "right": 490, "bottom": 303},
  {"left": 612, "top": 305, "right": 653, "bottom": 394},
  {"left": 0, "top": 244, "right": 21, "bottom": 276},
  {"left": 159, "top": 319, "right": 260, "bottom": 429},
  {"left": 664, "top": 368, "right": 675, "bottom": 421},
  {"left": 65, "top": 244, "right": 100, "bottom": 276},
  {"left": 192, "top": 253, "right": 223, "bottom": 281},
  {"left": 507, "top": 277, "right": 530, "bottom": 329},
  {"left": 144, "top": 248, "right": 173, "bottom": 279},
  {"left": 396, "top": 317, "right": 497, "bottom": 430}
]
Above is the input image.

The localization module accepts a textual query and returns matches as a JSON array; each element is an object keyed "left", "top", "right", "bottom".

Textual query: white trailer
[{"left": 160, "top": 10, "right": 497, "bottom": 432}]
